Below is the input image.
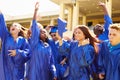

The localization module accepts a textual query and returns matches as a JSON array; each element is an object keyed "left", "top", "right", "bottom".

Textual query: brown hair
[
  {"left": 76, "top": 25, "right": 100, "bottom": 53},
  {"left": 110, "top": 23, "right": 120, "bottom": 31}
]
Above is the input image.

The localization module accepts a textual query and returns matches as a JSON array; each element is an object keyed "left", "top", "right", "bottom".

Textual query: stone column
[
  {"left": 67, "top": 6, "right": 73, "bottom": 30},
  {"left": 82, "top": 15, "right": 86, "bottom": 25},
  {"left": 72, "top": 1, "right": 79, "bottom": 30},
  {"left": 50, "top": 19, "right": 55, "bottom": 26},
  {"left": 59, "top": 3, "right": 65, "bottom": 19}
]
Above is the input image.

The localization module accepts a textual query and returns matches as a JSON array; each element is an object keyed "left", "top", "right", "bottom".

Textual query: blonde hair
[
  {"left": 110, "top": 23, "right": 120, "bottom": 31},
  {"left": 12, "top": 22, "right": 28, "bottom": 38}
]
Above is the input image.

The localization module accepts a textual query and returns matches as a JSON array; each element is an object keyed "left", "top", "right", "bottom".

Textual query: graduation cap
[
  {"left": 50, "top": 26, "right": 58, "bottom": 33},
  {"left": 57, "top": 17, "right": 67, "bottom": 38}
]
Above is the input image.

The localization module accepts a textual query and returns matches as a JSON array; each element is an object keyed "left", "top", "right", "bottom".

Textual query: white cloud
[{"left": 0, "top": 0, "right": 60, "bottom": 16}]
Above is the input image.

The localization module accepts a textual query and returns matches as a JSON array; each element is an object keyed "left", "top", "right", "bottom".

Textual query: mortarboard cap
[{"left": 50, "top": 26, "right": 58, "bottom": 33}]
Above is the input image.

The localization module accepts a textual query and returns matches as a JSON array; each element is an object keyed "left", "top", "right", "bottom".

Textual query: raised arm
[
  {"left": 98, "top": 2, "right": 112, "bottom": 38},
  {"left": 0, "top": 11, "right": 9, "bottom": 41},
  {"left": 30, "top": 2, "right": 40, "bottom": 48},
  {"left": 98, "top": 2, "right": 108, "bottom": 15},
  {"left": 14, "top": 38, "right": 31, "bottom": 66},
  {"left": 33, "top": 2, "right": 39, "bottom": 20},
  {"left": 99, "top": 2, "right": 112, "bottom": 25}
]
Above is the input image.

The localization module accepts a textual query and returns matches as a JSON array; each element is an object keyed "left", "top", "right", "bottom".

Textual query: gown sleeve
[
  {"left": 30, "top": 20, "right": 40, "bottom": 48},
  {"left": 15, "top": 38, "right": 31, "bottom": 66},
  {"left": 97, "top": 42, "right": 106, "bottom": 74},
  {"left": 0, "top": 13, "right": 9, "bottom": 41},
  {"left": 59, "top": 41, "right": 70, "bottom": 59},
  {"left": 49, "top": 47, "right": 57, "bottom": 78},
  {"left": 79, "top": 44, "right": 95, "bottom": 67},
  {"left": 103, "top": 15, "right": 112, "bottom": 37}
]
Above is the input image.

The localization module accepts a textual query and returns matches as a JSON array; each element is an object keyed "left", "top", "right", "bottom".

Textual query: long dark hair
[{"left": 76, "top": 25, "right": 100, "bottom": 53}]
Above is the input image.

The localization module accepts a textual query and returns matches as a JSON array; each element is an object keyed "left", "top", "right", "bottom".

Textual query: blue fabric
[
  {"left": 50, "top": 26, "right": 58, "bottom": 33},
  {"left": 89, "top": 43, "right": 104, "bottom": 79},
  {"left": 0, "top": 38, "right": 5, "bottom": 80},
  {"left": 91, "top": 15, "right": 112, "bottom": 79},
  {"left": 57, "top": 40, "right": 69, "bottom": 78},
  {"left": 98, "top": 41, "right": 120, "bottom": 80},
  {"left": 59, "top": 41, "right": 95, "bottom": 80},
  {"left": 98, "top": 15, "right": 112, "bottom": 41},
  {"left": 0, "top": 13, "right": 31, "bottom": 80},
  {"left": 27, "top": 20, "right": 57, "bottom": 80},
  {"left": 0, "top": 51, "right": 5, "bottom": 80},
  {"left": 57, "top": 18, "right": 67, "bottom": 38},
  {"left": 48, "top": 39, "right": 69, "bottom": 79}
]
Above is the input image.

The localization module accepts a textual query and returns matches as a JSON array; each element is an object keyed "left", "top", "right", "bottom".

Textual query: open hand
[
  {"left": 98, "top": 2, "right": 105, "bottom": 7},
  {"left": 8, "top": 50, "right": 16, "bottom": 56},
  {"left": 35, "top": 2, "right": 39, "bottom": 11}
]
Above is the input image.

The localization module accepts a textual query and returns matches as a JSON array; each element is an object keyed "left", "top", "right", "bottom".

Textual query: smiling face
[{"left": 10, "top": 23, "right": 21, "bottom": 36}]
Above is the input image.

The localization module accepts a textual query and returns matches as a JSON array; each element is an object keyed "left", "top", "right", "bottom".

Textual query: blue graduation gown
[
  {"left": 0, "top": 13, "right": 31, "bottom": 80},
  {"left": 90, "top": 15, "right": 112, "bottom": 79},
  {"left": 98, "top": 15, "right": 112, "bottom": 41},
  {"left": 98, "top": 41, "right": 120, "bottom": 80},
  {"left": 59, "top": 41, "right": 95, "bottom": 80},
  {"left": 0, "top": 47, "right": 5, "bottom": 80},
  {"left": 48, "top": 39, "right": 69, "bottom": 79},
  {"left": 89, "top": 43, "right": 103, "bottom": 80},
  {"left": 0, "top": 39, "right": 5, "bottom": 80},
  {"left": 27, "top": 20, "right": 57, "bottom": 80}
]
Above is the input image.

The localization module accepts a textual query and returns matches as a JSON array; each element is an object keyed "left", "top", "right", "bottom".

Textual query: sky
[{"left": 0, "top": 0, "right": 60, "bottom": 16}]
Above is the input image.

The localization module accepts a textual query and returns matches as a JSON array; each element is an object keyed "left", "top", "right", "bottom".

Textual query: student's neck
[
  {"left": 12, "top": 34, "right": 18, "bottom": 41},
  {"left": 78, "top": 40, "right": 83, "bottom": 46}
]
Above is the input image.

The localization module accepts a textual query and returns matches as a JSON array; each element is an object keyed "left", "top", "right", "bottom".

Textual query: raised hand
[
  {"left": 98, "top": 2, "right": 105, "bottom": 7},
  {"left": 33, "top": 2, "right": 39, "bottom": 20},
  {"left": 35, "top": 2, "right": 39, "bottom": 11},
  {"left": 98, "top": 1, "right": 108, "bottom": 15}
]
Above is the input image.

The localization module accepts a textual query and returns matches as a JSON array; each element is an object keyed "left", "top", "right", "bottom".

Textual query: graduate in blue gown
[
  {"left": 27, "top": 2, "right": 57, "bottom": 80},
  {"left": 91, "top": 2, "right": 113, "bottom": 80},
  {"left": 57, "top": 25, "right": 99, "bottom": 80},
  {"left": 0, "top": 11, "right": 31, "bottom": 80},
  {"left": 98, "top": 23, "right": 120, "bottom": 80},
  {"left": 93, "top": 2, "right": 112, "bottom": 41},
  {"left": 0, "top": 38, "right": 5, "bottom": 80},
  {"left": 47, "top": 18, "right": 69, "bottom": 80}
]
